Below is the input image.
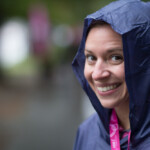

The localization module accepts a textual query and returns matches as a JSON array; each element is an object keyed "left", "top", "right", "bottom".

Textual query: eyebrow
[
  {"left": 107, "top": 49, "right": 123, "bottom": 53},
  {"left": 84, "top": 49, "right": 92, "bottom": 53},
  {"left": 84, "top": 48, "right": 123, "bottom": 53}
]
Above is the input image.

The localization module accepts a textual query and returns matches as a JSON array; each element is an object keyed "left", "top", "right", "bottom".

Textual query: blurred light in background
[{"left": 0, "top": 19, "right": 30, "bottom": 68}]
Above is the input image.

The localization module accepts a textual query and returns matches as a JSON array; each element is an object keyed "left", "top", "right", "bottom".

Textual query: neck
[{"left": 115, "top": 100, "right": 130, "bottom": 130}]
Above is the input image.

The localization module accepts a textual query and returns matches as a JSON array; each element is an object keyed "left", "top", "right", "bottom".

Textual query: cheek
[
  {"left": 116, "top": 66, "right": 128, "bottom": 94},
  {"left": 118, "top": 71, "right": 125, "bottom": 82},
  {"left": 84, "top": 64, "right": 91, "bottom": 82},
  {"left": 114, "top": 64, "right": 125, "bottom": 81},
  {"left": 84, "top": 65, "right": 88, "bottom": 81}
]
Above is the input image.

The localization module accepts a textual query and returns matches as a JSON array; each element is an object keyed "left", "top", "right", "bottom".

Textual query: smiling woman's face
[{"left": 84, "top": 24, "right": 129, "bottom": 109}]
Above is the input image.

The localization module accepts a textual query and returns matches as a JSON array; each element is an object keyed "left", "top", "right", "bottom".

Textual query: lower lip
[{"left": 96, "top": 85, "right": 120, "bottom": 96}]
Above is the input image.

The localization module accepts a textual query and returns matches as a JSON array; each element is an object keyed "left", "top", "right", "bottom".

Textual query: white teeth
[{"left": 97, "top": 85, "right": 117, "bottom": 92}]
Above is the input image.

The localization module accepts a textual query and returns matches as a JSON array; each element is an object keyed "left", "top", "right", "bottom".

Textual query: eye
[
  {"left": 109, "top": 54, "right": 124, "bottom": 64},
  {"left": 112, "top": 55, "right": 123, "bottom": 61},
  {"left": 85, "top": 54, "right": 96, "bottom": 64}
]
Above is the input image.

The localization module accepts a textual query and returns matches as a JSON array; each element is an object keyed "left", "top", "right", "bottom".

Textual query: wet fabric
[{"left": 72, "top": 0, "right": 150, "bottom": 149}]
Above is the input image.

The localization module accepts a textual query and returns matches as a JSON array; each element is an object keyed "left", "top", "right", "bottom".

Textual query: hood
[{"left": 72, "top": 0, "right": 150, "bottom": 147}]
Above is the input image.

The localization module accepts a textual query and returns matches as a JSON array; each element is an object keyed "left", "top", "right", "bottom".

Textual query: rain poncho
[{"left": 72, "top": 0, "right": 150, "bottom": 149}]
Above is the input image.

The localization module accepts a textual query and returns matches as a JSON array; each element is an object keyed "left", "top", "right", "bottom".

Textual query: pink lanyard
[{"left": 109, "top": 110, "right": 131, "bottom": 150}]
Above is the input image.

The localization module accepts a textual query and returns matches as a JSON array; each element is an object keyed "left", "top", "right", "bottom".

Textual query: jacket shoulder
[
  {"left": 73, "top": 113, "right": 110, "bottom": 150},
  {"left": 79, "top": 113, "right": 100, "bottom": 131}
]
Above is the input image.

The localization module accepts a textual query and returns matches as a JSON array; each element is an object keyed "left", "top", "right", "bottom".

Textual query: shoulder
[
  {"left": 79, "top": 113, "right": 100, "bottom": 133},
  {"left": 73, "top": 113, "right": 110, "bottom": 150}
]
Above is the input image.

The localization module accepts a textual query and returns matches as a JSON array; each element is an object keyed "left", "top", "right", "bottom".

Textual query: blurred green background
[
  {"left": 0, "top": 0, "right": 117, "bottom": 77},
  {"left": 1, "top": 0, "right": 114, "bottom": 24},
  {"left": 0, "top": 0, "right": 148, "bottom": 75}
]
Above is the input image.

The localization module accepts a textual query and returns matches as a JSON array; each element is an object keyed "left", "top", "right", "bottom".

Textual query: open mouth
[{"left": 97, "top": 84, "right": 120, "bottom": 92}]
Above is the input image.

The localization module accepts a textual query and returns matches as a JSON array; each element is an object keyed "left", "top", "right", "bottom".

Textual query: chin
[
  {"left": 99, "top": 99, "right": 122, "bottom": 109},
  {"left": 101, "top": 103, "right": 116, "bottom": 109}
]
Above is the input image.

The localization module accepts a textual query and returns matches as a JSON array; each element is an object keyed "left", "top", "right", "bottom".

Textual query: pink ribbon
[{"left": 109, "top": 110, "right": 131, "bottom": 150}]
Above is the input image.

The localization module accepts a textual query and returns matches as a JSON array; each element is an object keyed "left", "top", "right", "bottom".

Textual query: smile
[{"left": 97, "top": 84, "right": 119, "bottom": 92}]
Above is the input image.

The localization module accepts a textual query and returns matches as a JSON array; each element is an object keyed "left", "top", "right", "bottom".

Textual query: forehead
[
  {"left": 85, "top": 25, "right": 123, "bottom": 51},
  {"left": 86, "top": 24, "right": 121, "bottom": 41}
]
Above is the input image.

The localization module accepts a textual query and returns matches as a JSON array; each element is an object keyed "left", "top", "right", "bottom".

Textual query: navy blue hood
[{"left": 72, "top": 0, "right": 150, "bottom": 148}]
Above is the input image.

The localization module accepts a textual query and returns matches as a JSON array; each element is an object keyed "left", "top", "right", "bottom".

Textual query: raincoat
[{"left": 72, "top": 0, "right": 150, "bottom": 149}]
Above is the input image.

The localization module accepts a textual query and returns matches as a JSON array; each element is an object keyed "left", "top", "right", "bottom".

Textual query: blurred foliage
[
  {"left": 0, "top": 0, "right": 111, "bottom": 25},
  {"left": 2, "top": 55, "right": 39, "bottom": 76},
  {"left": 0, "top": 0, "right": 149, "bottom": 25}
]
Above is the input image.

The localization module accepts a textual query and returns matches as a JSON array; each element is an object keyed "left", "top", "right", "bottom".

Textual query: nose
[{"left": 92, "top": 60, "right": 111, "bottom": 81}]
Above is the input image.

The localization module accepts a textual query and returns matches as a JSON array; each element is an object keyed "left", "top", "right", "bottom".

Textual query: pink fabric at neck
[{"left": 109, "top": 109, "right": 131, "bottom": 150}]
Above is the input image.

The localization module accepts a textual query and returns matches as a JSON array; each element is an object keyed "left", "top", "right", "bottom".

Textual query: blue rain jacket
[{"left": 72, "top": 0, "right": 150, "bottom": 149}]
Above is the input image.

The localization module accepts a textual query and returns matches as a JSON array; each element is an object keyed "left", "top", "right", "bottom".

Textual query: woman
[{"left": 72, "top": 0, "right": 150, "bottom": 149}]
